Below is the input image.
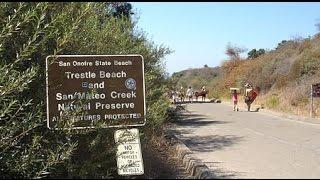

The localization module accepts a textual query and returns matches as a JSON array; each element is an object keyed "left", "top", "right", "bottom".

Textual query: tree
[
  {"left": 112, "top": 2, "right": 133, "bottom": 19},
  {"left": 247, "top": 48, "right": 265, "bottom": 59},
  {"left": 204, "top": 64, "right": 208, "bottom": 68},
  {"left": 315, "top": 18, "right": 320, "bottom": 32},
  {"left": 275, "top": 40, "right": 294, "bottom": 50},
  {"left": 258, "top": 49, "right": 265, "bottom": 55},
  {"left": 247, "top": 49, "right": 257, "bottom": 59},
  {"left": 225, "top": 42, "right": 247, "bottom": 61}
]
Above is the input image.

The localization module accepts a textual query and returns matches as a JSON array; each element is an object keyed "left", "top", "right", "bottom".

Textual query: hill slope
[
  {"left": 170, "top": 66, "right": 223, "bottom": 97},
  {"left": 170, "top": 33, "right": 320, "bottom": 118}
]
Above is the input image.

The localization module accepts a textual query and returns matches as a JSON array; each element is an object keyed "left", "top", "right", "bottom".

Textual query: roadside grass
[{"left": 266, "top": 95, "right": 280, "bottom": 109}]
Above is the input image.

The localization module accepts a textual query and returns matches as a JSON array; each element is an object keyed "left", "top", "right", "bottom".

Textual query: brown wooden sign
[
  {"left": 312, "top": 83, "right": 320, "bottom": 98},
  {"left": 46, "top": 55, "right": 146, "bottom": 129}
]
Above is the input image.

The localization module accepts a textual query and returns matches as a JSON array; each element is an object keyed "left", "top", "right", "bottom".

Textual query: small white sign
[{"left": 114, "top": 128, "right": 144, "bottom": 176}]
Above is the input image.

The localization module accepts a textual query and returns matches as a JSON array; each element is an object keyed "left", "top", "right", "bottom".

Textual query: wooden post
[{"left": 310, "top": 84, "right": 314, "bottom": 118}]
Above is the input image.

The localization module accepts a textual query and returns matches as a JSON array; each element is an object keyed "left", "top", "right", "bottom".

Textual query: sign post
[
  {"left": 114, "top": 128, "right": 144, "bottom": 176},
  {"left": 46, "top": 55, "right": 146, "bottom": 176},
  {"left": 46, "top": 55, "right": 146, "bottom": 129},
  {"left": 311, "top": 83, "right": 320, "bottom": 118},
  {"left": 311, "top": 84, "right": 314, "bottom": 118}
]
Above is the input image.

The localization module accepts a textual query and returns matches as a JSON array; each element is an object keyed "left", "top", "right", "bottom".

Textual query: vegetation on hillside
[
  {"left": 171, "top": 33, "right": 320, "bottom": 117},
  {"left": 0, "top": 2, "right": 171, "bottom": 178},
  {"left": 170, "top": 66, "right": 222, "bottom": 97}
]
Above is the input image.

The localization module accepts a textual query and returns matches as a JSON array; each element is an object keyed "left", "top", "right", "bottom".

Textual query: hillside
[
  {"left": 170, "top": 66, "right": 223, "bottom": 97},
  {"left": 170, "top": 33, "right": 320, "bottom": 118}
]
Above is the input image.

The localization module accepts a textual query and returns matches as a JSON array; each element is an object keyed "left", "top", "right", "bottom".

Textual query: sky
[{"left": 130, "top": 2, "right": 320, "bottom": 75}]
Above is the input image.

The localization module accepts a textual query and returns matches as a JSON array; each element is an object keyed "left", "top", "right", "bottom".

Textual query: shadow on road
[
  {"left": 236, "top": 107, "right": 261, "bottom": 112},
  {"left": 168, "top": 107, "right": 246, "bottom": 179},
  {"left": 180, "top": 134, "right": 245, "bottom": 179},
  {"left": 181, "top": 135, "right": 243, "bottom": 153},
  {"left": 178, "top": 113, "right": 205, "bottom": 118},
  {"left": 175, "top": 118, "right": 229, "bottom": 127},
  {"left": 174, "top": 101, "right": 214, "bottom": 104},
  {"left": 202, "top": 162, "right": 245, "bottom": 179},
  {"left": 170, "top": 112, "right": 243, "bottom": 153}
]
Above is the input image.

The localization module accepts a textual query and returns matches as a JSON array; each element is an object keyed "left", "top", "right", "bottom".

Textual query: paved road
[{"left": 170, "top": 102, "right": 320, "bottom": 179}]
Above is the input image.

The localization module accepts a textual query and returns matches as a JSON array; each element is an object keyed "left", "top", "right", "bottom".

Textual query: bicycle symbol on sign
[{"left": 125, "top": 78, "right": 136, "bottom": 90}]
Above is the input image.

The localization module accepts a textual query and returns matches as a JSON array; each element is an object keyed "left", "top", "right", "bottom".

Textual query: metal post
[{"left": 310, "top": 84, "right": 314, "bottom": 118}]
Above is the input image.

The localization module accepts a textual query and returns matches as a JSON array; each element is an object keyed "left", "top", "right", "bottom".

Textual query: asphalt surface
[{"left": 171, "top": 101, "right": 320, "bottom": 179}]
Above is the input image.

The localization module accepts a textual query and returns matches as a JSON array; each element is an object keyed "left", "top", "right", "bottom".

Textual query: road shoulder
[{"left": 220, "top": 100, "right": 320, "bottom": 126}]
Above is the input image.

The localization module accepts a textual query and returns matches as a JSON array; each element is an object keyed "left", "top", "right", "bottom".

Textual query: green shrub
[
  {"left": 301, "top": 57, "right": 320, "bottom": 76},
  {"left": 0, "top": 2, "right": 171, "bottom": 178},
  {"left": 266, "top": 95, "right": 280, "bottom": 109}
]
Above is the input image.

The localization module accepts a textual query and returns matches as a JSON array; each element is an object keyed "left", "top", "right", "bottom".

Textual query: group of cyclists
[
  {"left": 170, "top": 82, "right": 261, "bottom": 112},
  {"left": 171, "top": 86, "right": 207, "bottom": 103}
]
